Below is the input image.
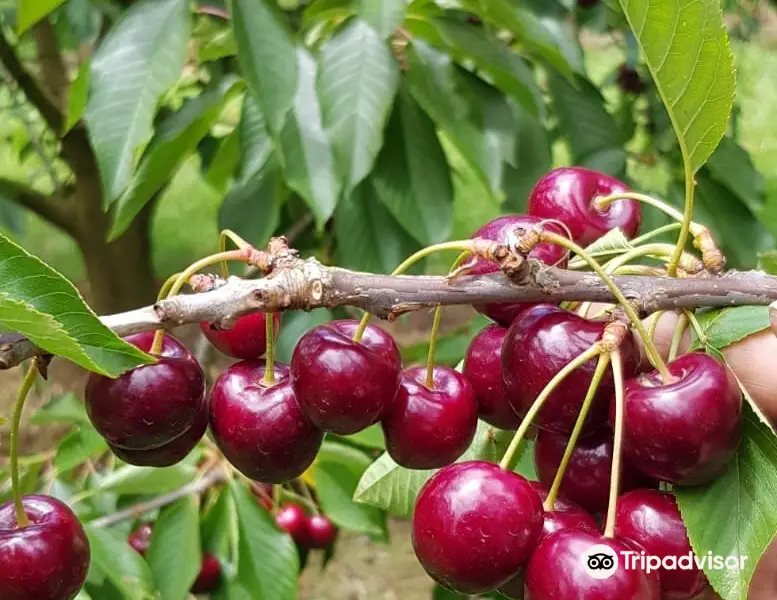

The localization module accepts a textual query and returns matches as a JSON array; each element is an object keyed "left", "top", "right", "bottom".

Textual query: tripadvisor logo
[{"left": 581, "top": 544, "right": 748, "bottom": 580}]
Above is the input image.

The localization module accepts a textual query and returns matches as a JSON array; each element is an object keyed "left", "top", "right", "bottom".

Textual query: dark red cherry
[
  {"left": 0, "top": 495, "right": 90, "bottom": 600},
  {"left": 291, "top": 320, "right": 401, "bottom": 434},
  {"left": 108, "top": 401, "right": 207, "bottom": 467},
  {"left": 526, "top": 529, "right": 660, "bottom": 599},
  {"left": 617, "top": 64, "right": 645, "bottom": 95},
  {"left": 535, "top": 428, "right": 654, "bottom": 514},
  {"left": 618, "top": 352, "right": 742, "bottom": 485},
  {"left": 463, "top": 324, "right": 522, "bottom": 429},
  {"left": 469, "top": 214, "right": 569, "bottom": 326},
  {"left": 412, "top": 461, "right": 543, "bottom": 594},
  {"left": 306, "top": 514, "right": 338, "bottom": 549},
  {"left": 382, "top": 366, "right": 478, "bottom": 469},
  {"left": 527, "top": 167, "right": 639, "bottom": 245},
  {"left": 209, "top": 360, "right": 324, "bottom": 483},
  {"left": 275, "top": 503, "right": 309, "bottom": 546},
  {"left": 200, "top": 312, "right": 281, "bottom": 359},
  {"left": 616, "top": 490, "right": 710, "bottom": 600},
  {"left": 128, "top": 523, "right": 153, "bottom": 555},
  {"left": 85, "top": 332, "right": 205, "bottom": 450},
  {"left": 578, "top": 0, "right": 600, "bottom": 7},
  {"left": 528, "top": 482, "right": 599, "bottom": 542},
  {"left": 251, "top": 482, "right": 274, "bottom": 511},
  {"left": 502, "top": 304, "right": 639, "bottom": 435},
  {"left": 191, "top": 552, "right": 222, "bottom": 593}
]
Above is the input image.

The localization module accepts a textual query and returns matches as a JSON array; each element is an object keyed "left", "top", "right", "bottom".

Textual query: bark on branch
[
  {"left": 0, "top": 178, "right": 74, "bottom": 232},
  {"left": 1, "top": 252, "right": 777, "bottom": 370}
]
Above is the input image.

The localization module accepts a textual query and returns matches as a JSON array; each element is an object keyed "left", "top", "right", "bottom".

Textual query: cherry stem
[
  {"left": 272, "top": 484, "right": 281, "bottom": 511},
  {"left": 156, "top": 272, "right": 181, "bottom": 302},
  {"left": 425, "top": 252, "right": 470, "bottom": 388},
  {"left": 568, "top": 223, "right": 682, "bottom": 270},
  {"left": 352, "top": 240, "right": 476, "bottom": 342},
  {"left": 151, "top": 250, "right": 250, "bottom": 354},
  {"left": 668, "top": 162, "right": 697, "bottom": 277},
  {"left": 685, "top": 309, "right": 708, "bottom": 347},
  {"left": 604, "top": 350, "right": 626, "bottom": 539},
  {"left": 669, "top": 312, "right": 689, "bottom": 361},
  {"left": 10, "top": 358, "right": 40, "bottom": 528},
  {"left": 630, "top": 223, "right": 682, "bottom": 246},
  {"left": 263, "top": 313, "right": 275, "bottom": 385},
  {"left": 279, "top": 488, "right": 318, "bottom": 513},
  {"left": 544, "top": 353, "right": 611, "bottom": 511},
  {"left": 296, "top": 479, "right": 320, "bottom": 515},
  {"left": 499, "top": 345, "right": 602, "bottom": 471},
  {"left": 541, "top": 232, "right": 672, "bottom": 383},
  {"left": 218, "top": 229, "right": 251, "bottom": 279},
  {"left": 596, "top": 191, "right": 685, "bottom": 224}
]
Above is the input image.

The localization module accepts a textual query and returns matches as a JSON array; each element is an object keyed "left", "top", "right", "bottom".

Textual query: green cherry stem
[
  {"left": 263, "top": 311, "right": 276, "bottom": 386},
  {"left": 669, "top": 312, "right": 689, "bottom": 361},
  {"left": 352, "top": 240, "right": 476, "bottom": 343},
  {"left": 669, "top": 164, "right": 697, "bottom": 277},
  {"left": 567, "top": 224, "right": 682, "bottom": 270},
  {"left": 684, "top": 309, "right": 708, "bottom": 347},
  {"left": 604, "top": 349, "right": 626, "bottom": 539},
  {"left": 630, "top": 223, "right": 682, "bottom": 246},
  {"left": 595, "top": 191, "right": 685, "bottom": 224},
  {"left": 544, "top": 353, "right": 611, "bottom": 511},
  {"left": 296, "top": 479, "right": 320, "bottom": 516},
  {"left": 10, "top": 359, "right": 40, "bottom": 527},
  {"left": 218, "top": 229, "right": 251, "bottom": 279},
  {"left": 541, "top": 231, "right": 672, "bottom": 383},
  {"left": 499, "top": 345, "right": 602, "bottom": 472}
]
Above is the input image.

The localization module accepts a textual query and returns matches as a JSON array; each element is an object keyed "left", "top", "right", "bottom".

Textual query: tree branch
[
  {"left": 0, "top": 178, "right": 74, "bottom": 232},
  {"left": 33, "top": 20, "right": 69, "bottom": 109},
  {"left": 1, "top": 247, "right": 777, "bottom": 369},
  {"left": 0, "top": 29, "right": 64, "bottom": 134}
]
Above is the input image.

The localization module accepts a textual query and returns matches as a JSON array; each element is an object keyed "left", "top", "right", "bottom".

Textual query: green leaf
[
  {"left": 334, "top": 181, "right": 421, "bottom": 274},
  {"left": 689, "top": 306, "right": 770, "bottom": 352},
  {"left": 64, "top": 58, "right": 90, "bottom": 134},
  {"left": 502, "top": 100, "right": 552, "bottom": 211},
  {"left": 705, "top": 137, "right": 765, "bottom": 214},
  {"left": 758, "top": 252, "right": 777, "bottom": 275},
  {"left": 86, "top": 0, "right": 191, "bottom": 201},
  {"left": 232, "top": 0, "right": 298, "bottom": 136},
  {"left": 97, "top": 464, "right": 196, "bottom": 496},
  {"left": 231, "top": 481, "right": 299, "bottom": 600},
  {"left": 318, "top": 18, "right": 400, "bottom": 195},
  {"left": 618, "top": 0, "right": 735, "bottom": 173},
  {"left": 275, "top": 308, "right": 335, "bottom": 364},
  {"left": 85, "top": 525, "right": 155, "bottom": 600},
  {"left": 201, "top": 487, "right": 236, "bottom": 557},
  {"left": 302, "top": 0, "right": 357, "bottom": 32},
  {"left": 372, "top": 88, "right": 452, "bottom": 245},
  {"left": 109, "top": 77, "right": 243, "bottom": 239},
  {"left": 236, "top": 94, "right": 274, "bottom": 182},
  {"left": 147, "top": 497, "right": 201, "bottom": 600},
  {"left": 55, "top": 426, "right": 108, "bottom": 474},
  {"left": 359, "top": 0, "right": 406, "bottom": 38},
  {"left": 314, "top": 441, "right": 387, "bottom": 537},
  {"left": 200, "top": 28, "right": 237, "bottom": 63},
  {"left": 0, "top": 233, "right": 153, "bottom": 376},
  {"left": 676, "top": 406, "right": 777, "bottom": 600},
  {"left": 17, "top": 0, "right": 66, "bottom": 33},
  {"left": 341, "top": 424, "right": 385, "bottom": 450},
  {"left": 30, "top": 393, "right": 89, "bottom": 426},
  {"left": 212, "top": 581, "right": 255, "bottom": 600},
  {"left": 278, "top": 49, "right": 341, "bottom": 230},
  {"left": 355, "top": 421, "right": 534, "bottom": 517}
]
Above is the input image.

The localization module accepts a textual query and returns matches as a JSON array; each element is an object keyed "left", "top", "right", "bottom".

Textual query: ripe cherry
[
  {"left": 527, "top": 167, "right": 640, "bottom": 245},
  {"left": 0, "top": 495, "right": 90, "bottom": 600},
  {"left": 463, "top": 324, "right": 521, "bottom": 429},
  {"left": 617, "top": 64, "right": 645, "bottom": 95},
  {"left": 85, "top": 332, "right": 205, "bottom": 451},
  {"left": 616, "top": 490, "right": 710, "bottom": 600},
  {"left": 275, "top": 503, "right": 309, "bottom": 546},
  {"left": 128, "top": 523, "right": 153, "bottom": 555},
  {"left": 306, "top": 514, "right": 338, "bottom": 549},
  {"left": 382, "top": 366, "right": 478, "bottom": 469},
  {"left": 525, "top": 529, "right": 660, "bottom": 599},
  {"left": 502, "top": 304, "right": 639, "bottom": 435},
  {"left": 209, "top": 361, "right": 324, "bottom": 483},
  {"left": 469, "top": 214, "right": 569, "bottom": 326},
  {"left": 191, "top": 552, "right": 222, "bottom": 594},
  {"left": 201, "top": 312, "right": 281, "bottom": 359},
  {"left": 528, "top": 482, "right": 599, "bottom": 543},
  {"left": 534, "top": 429, "right": 654, "bottom": 514},
  {"left": 618, "top": 352, "right": 742, "bottom": 485},
  {"left": 291, "top": 320, "right": 401, "bottom": 434},
  {"left": 412, "top": 461, "right": 543, "bottom": 594}
]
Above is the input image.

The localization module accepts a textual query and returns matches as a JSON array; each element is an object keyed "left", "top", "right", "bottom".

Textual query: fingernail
[{"left": 770, "top": 301, "right": 777, "bottom": 335}]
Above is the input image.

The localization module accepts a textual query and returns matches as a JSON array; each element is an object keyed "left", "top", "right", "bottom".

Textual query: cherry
[
  {"left": 291, "top": 320, "right": 401, "bottom": 434},
  {"left": 462, "top": 324, "right": 521, "bottom": 429},
  {"left": 191, "top": 552, "right": 221, "bottom": 594},
  {"left": 528, "top": 481, "right": 599, "bottom": 543},
  {"left": 618, "top": 352, "right": 742, "bottom": 485},
  {"left": 128, "top": 523, "right": 153, "bottom": 555},
  {"left": 617, "top": 64, "right": 645, "bottom": 95},
  {"left": 502, "top": 304, "right": 639, "bottom": 435},
  {"left": 469, "top": 214, "right": 569, "bottom": 326},
  {"left": 306, "top": 514, "right": 338, "bottom": 549},
  {"left": 209, "top": 360, "right": 324, "bottom": 483},
  {"left": 525, "top": 529, "right": 660, "bottom": 599},
  {"left": 251, "top": 482, "right": 274, "bottom": 511},
  {"left": 527, "top": 167, "right": 639, "bottom": 245},
  {"left": 412, "top": 461, "right": 543, "bottom": 594},
  {"left": 535, "top": 428, "right": 654, "bottom": 514},
  {"left": 275, "top": 503, "right": 309, "bottom": 546},
  {"left": 578, "top": 0, "right": 600, "bottom": 7},
  {"left": 108, "top": 401, "right": 208, "bottom": 467},
  {"left": 382, "top": 365, "right": 478, "bottom": 469},
  {"left": 85, "top": 332, "right": 205, "bottom": 451},
  {"left": 616, "top": 489, "right": 710, "bottom": 600},
  {"left": 200, "top": 312, "right": 281, "bottom": 359},
  {"left": 0, "top": 495, "right": 90, "bottom": 600}
]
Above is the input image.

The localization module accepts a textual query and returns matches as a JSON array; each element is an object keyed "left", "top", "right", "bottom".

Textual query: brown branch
[
  {"left": 33, "top": 20, "right": 69, "bottom": 109},
  {"left": 0, "top": 178, "right": 74, "bottom": 232},
  {"left": 2, "top": 246, "right": 777, "bottom": 369}
]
